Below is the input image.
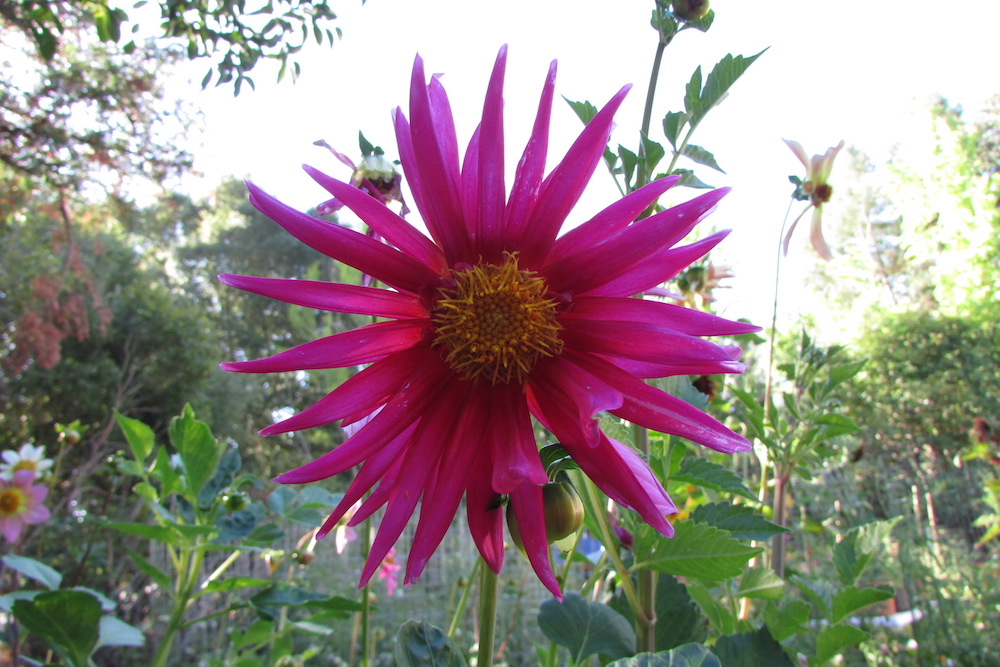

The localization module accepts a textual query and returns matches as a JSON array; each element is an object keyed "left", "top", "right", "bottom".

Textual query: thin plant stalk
[
  {"left": 447, "top": 558, "right": 480, "bottom": 638},
  {"left": 476, "top": 559, "right": 500, "bottom": 667}
]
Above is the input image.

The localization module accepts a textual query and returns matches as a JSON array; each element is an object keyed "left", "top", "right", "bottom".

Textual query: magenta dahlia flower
[
  {"left": 221, "top": 47, "right": 757, "bottom": 597},
  {"left": 0, "top": 470, "right": 51, "bottom": 542}
]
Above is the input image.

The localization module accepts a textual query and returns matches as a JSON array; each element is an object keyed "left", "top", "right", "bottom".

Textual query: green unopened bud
[
  {"left": 506, "top": 481, "right": 585, "bottom": 551},
  {"left": 672, "top": 0, "right": 710, "bottom": 21}
]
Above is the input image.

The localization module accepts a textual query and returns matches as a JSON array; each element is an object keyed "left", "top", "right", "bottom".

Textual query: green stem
[
  {"left": 632, "top": 423, "right": 657, "bottom": 653},
  {"left": 580, "top": 475, "right": 643, "bottom": 621},
  {"left": 447, "top": 558, "right": 480, "bottom": 638},
  {"left": 360, "top": 517, "right": 372, "bottom": 667},
  {"left": 771, "top": 468, "right": 789, "bottom": 577},
  {"left": 476, "top": 559, "right": 500, "bottom": 667}
]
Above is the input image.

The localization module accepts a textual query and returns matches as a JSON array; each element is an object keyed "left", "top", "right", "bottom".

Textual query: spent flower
[
  {"left": 221, "top": 47, "right": 758, "bottom": 597},
  {"left": 783, "top": 138, "right": 845, "bottom": 260}
]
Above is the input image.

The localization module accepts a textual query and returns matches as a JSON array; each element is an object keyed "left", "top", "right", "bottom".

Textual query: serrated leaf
[
  {"left": 670, "top": 168, "right": 713, "bottom": 189},
  {"left": 564, "top": 97, "right": 599, "bottom": 125},
  {"left": 685, "top": 580, "right": 735, "bottom": 635},
  {"left": 538, "top": 593, "right": 635, "bottom": 663},
  {"left": 13, "top": 590, "right": 102, "bottom": 667},
  {"left": 763, "top": 599, "right": 811, "bottom": 642},
  {"left": 830, "top": 585, "right": 895, "bottom": 624},
  {"left": 712, "top": 627, "right": 793, "bottom": 667},
  {"left": 636, "top": 521, "right": 761, "bottom": 581},
  {"left": 394, "top": 620, "right": 468, "bottom": 667},
  {"left": 640, "top": 133, "right": 666, "bottom": 176},
  {"left": 2, "top": 555, "right": 62, "bottom": 591},
  {"left": 811, "top": 624, "right": 868, "bottom": 666},
  {"left": 691, "top": 503, "right": 788, "bottom": 541},
  {"left": 691, "top": 50, "right": 766, "bottom": 125},
  {"left": 681, "top": 145, "right": 725, "bottom": 173},
  {"left": 115, "top": 411, "right": 154, "bottom": 462},
  {"left": 673, "top": 459, "right": 755, "bottom": 501},
  {"left": 684, "top": 66, "right": 702, "bottom": 118},
  {"left": 737, "top": 568, "right": 785, "bottom": 600},
  {"left": 607, "top": 644, "right": 721, "bottom": 667}
]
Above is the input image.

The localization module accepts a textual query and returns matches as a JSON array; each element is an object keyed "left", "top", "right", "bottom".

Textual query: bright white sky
[{"left": 173, "top": 0, "right": 1000, "bottom": 327}]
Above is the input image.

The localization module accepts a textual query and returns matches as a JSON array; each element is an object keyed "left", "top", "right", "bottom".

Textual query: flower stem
[
  {"left": 476, "top": 559, "right": 500, "bottom": 667},
  {"left": 359, "top": 516, "right": 372, "bottom": 667},
  {"left": 632, "top": 423, "right": 657, "bottom": 653},
  {"left": 447, "top": 558, "right": 480, "bottom": 638}
]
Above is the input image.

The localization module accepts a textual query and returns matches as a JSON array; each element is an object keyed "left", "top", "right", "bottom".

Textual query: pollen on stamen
[{"left": 431, "top": 253, "right": 563, "bottom": 385}]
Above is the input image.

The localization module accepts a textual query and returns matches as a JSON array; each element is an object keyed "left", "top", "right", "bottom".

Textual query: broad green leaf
[
  {"left": 681, "top": 145, "right": 724, "bottom": 173},
  {"left": 234, "top": 619, "right": 274, "bottom": 650},
  {"left": 672, "top": 458, "right": 755, "bottom": 501},
  {"left": 216, "top": 505, "right": 263, "bottom": 542},
  {"left": 636, "top": 521, "right": 761, "bottom": 581},
  {"left": 712, "top": 627, "right": 793, "bottom": 667},
  {"left": 640, "top": 133, "right": 666, "bottom": 176},
  {"left": 105, "top": 521, "right": 213, "bottom": 548},
  {"left": 669, "top": 168, "right": 713, "bottom": 189},
  {"left": 611, "top": 575, "right": 707, "bottom": 651},
  {"left": 266, "top": 485, "right": 297, "bottom": 516},
  {"left": 538, "top": 593, "right": 636, "bottom": 663},
  {"left": 13, "top": 590, "right": 102, "bottom": 667},
  {"left": 169, "top": 404, "right": 219, "bottom": 496},
  {"left": 243, "top": 522, "right": 285, "bottom": 546},
  {"left": 123, "top": 548, "right": 171, "bottom": 590},
  {"left": 198, "top": 446, "right": 242, "bottom": 507},
  {"left": 737, "top": 568, "right": 785, "bottom": 600},
  {"left": 763, "top": 600, "right": 811, "bottom": 642},
  {"left": 830, "top": 585, "right": 895, "bottom": 624},
  {"left": 691, "top": 503, "right": 789, "bottom": 542},
  {"left": 683, "top": 66, "right": 702, "bottom": 119},
  {"left": 394, "top": 620, "right": 468, "bottom": 667},
  {"left": 154, "top": 446, "right": 180, "bottom": 498},
  {"left": 619, "top": 145, "right": 638, "bottom": 187},
  {"left": 691, "top": 50, "right": 767, "bottom": 126},
  {"left": 811, "top": 623, "right": 868, "bottom": 666},
  {"left": 115, "top": 411, "right": 154, "bottom": 462},
  {"left": 793, "top": 577, "right": 836, "bottom": 619},
  {"left": 2, "top": 555, "right": 62, "bottom": 590},
  {"left": 96, "top": 616, "right": 144, "bottom": 648},
  {"left": 607, "top": 644, "right": 722, "bottom": 667},
  {"left": 249, "top": 584, "right": 328, "bottom": 620}
]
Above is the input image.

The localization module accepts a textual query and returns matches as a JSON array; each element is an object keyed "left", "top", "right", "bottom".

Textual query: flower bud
[
  {"left": 506, "top": 481, "right": 585, "bottom": 551},
  {"left": 672, "top": 0, "right": 710, "bottom": 21}
]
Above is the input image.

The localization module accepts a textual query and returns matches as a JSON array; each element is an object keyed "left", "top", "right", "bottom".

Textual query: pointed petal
[
  {"left": 543, "top": 188, "right": 728, "bottom": 294},
  {"left": 560, "top": 296, "right": 761, "bottom": 336},
  {"left": 466, "top": 444, "right": 506, "bottom": 573},
  {"left": 809, "top": 207, "right": 833, "bottom": 260},
  {"left": 221, "top": 320, "right": 432, "bottom": 374},
  {"left": 583, "top": 231, "right": 728, "bottom": 298},
  {"left": 548, "top": 176, "right": 679, "bottom": 263},
  {"left": 504, "top": 59, "right": 556, "bottom": 244},
  {"left": 259, "top": 346, "right": 430, "bottom": 435},
  {"left": 303, "top": 166, "right": 447, "bottom": 273},
  {"left": 218, "top": 274, "right": 426, "bottom": 319},
  {"left": 489, "top": 384, "right": 547, "bottom": 493},
  {"left": 476, "top": 46, "right": 507, "bottom": 260},
  {"left": 528, "top": 355, "right": 624, "bottom": 447},
  {"left": 519, "top": 85, "right": 631, "bottom": 267},
  {"left": 783, "top": 138, "right": 809, "bottom": 168},
  {"left": 560, "top": 318, "right": 737, "bottom": 366},
  {"left": 247, "top": 182, "right": 437, "bottom": 293},
  {"left": 509, "top": 482, "right": 562, "bottom": 598}
]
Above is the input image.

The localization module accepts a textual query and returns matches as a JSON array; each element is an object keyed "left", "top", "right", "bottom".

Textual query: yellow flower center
[
  {"left": 12, "top": 460, "right": 38, "bottom": 474},
  {"left": 432, "top": 253, "right": 563, "bottom": 385},
  {"left": 0, "top": 488, "right": 26, "bottom": 517}
]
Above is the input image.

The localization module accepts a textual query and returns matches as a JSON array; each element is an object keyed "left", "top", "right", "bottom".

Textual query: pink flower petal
[
  {"left": 509, "top": 482, "right": 562, "bottom": 599},
  {"left": 560, "top": 296, "right": 761, "bottom": 336}
]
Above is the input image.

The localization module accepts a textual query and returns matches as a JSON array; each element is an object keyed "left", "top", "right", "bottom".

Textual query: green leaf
[
  {"left": 563, "top": 97, "right": 599, "bottom": 125},
  {"left": 266, "top": 485, "right": 297, "bottom": 516},
  {"left": 197, "top": 577, "right": 271, "bottom": 598},
  {"left": 691, "top": 503, "right": 789, "bottom": 542},
  {"left": 830, "top": 585, "right": 895, "bottom": 624},
  {"left": 115, "top": 411, "right": 155, "bottom": 462},
  {"left": 669, "top": 168, "right": 714, "bottom": 189},
  {"left": 607, "top": 644, "right": 722, "bottom": 666},
  {"left": 122, "top": 548, "right": 171, "bottom": 590},
  {"left": 763, "top": 600, "right": 811, "bottom": 642},
  {"left": 662, "top": 111, "right": 689, "bottom": 151},
  {"left": 640, "top": 133, "right": 666, "bottom": 176},
  {"left": 249, "top": 584, "right": 328, "bottom": 620},
  {"left": 636, "top": 521, "right": 761, "bottom": 581},
  {"left": 611, "top": 575, "right": 707, "bottom": 651},
  {"left": 685, "top": 580, "right": 735, "bottom": 635},
  {"left": 2, "top": 555, "right": 62, "bottom": 590},
  {"left": 672, "top": 458, "right": 756, "bottom": 501},
  {"left": 198, "top": 446, "right": 242, "bottom": 507},
  {"left": 737, "top": 568, "right": 785, "bottom": 600},
  {"left": 169, "top": 404, "right": 220, "bottom": 496},
  {"left": 793, "top": 577, "right": 836, "bottom": 619},
  {"left": 712, "top": 627, "right": 793, "bottom": 667},
  {"left": 540, "top": 443, "right": 579, "bottom": 477},
  {"left": 13, "top": 590, "right": 102, "bottom": 667},
  {"left": 216, "top": 505, "right": 263, "bottom": 542},
  {"left": 105, "top": 521, "right": 212, "bottom": 548},
  {"left": 683, "top": 66, "right": 702, "bottom": 119},
  {"left": 681, "top": 145, "right": 724, "bottom": 173},
  {"left": 811, "top": 623, "right": 869, "bottom": 666},
  {"left": 619, "top": 145, "right": 638, "bottom": 187},
  {"left": 538, "top": 593, "right": 636, "bottom": 663},
  {"left": 97, "top": 616, "right": 144, "bottom": 649},
  {"left": 154, "top": 446, "right": 180, "bottom": 498},
  {"left": 393, "top": 620, "right": 468, "bottom": 667},
  {"left": 691, "top": 50, "right": 766, "bottom": 126}
]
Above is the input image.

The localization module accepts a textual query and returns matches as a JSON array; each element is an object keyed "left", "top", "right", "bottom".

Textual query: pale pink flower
[
  {"left": 0, "top": 470, "right": 51, "bottom": 542},
  {"left": 783, "top": 139, "right": 845, "bottom": 260},
  {"left": 377, "top": 548, "right": 401, "bottom": 597}
]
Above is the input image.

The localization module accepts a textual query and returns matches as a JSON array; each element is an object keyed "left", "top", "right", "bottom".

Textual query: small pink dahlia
[
  {"left": 0, "top": 470, "right": 51, "bottom": 543},
  {"left": 221, "top": 47, "right": 758, "bottom": 597}
]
